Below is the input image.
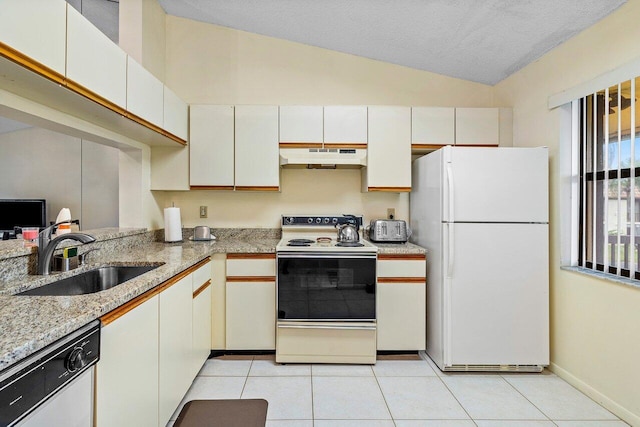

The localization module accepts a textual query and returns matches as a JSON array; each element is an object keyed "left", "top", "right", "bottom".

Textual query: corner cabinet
[
  {"left": 95, "top": 258, "right": 212, "bottom": 427},
  {"left": 455, "top": 108, "right": 499, "bottom": 146},
  {"left": 376, "top": 254, "right": 427, "bottom": 351},
  {"left": 363, "top": 106, "right": 412, "bottom": 192},
  {"left": 225, "top": 253, "right": 276, "bottom": 350}
]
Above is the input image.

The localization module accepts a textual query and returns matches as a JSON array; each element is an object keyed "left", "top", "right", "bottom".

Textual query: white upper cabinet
[
  {"left": 363, "top": 106, "right": 412, "bottom": 192},
  {"left": 126, "top": 56, "right": 164, "bottom": 127},
  {"left": 324, "top": 106, "right": 367, "bottom": 147},
  {"left": 189, "top": 105, "right": 235, "bottom": 188},
  {"left": 279, "top": 106, "right": 323, "bottom": 145},
  {"left": 163, "top": 86, "right": 189, "bottom": 140},
  {"left": 0, "top": 0, "right": 67, "bottom": 75},
  {"left": 412, "top": 107, "right": 455, "bottom": 148},
  {"left": 455, "top": 107, "right": 500, "bottom": 146},
  {"left": 235, "top": 106, "right": 280, "bottom": 190},
  {"left": 66, "top": 6, "right": 127, "bottom": 108}
]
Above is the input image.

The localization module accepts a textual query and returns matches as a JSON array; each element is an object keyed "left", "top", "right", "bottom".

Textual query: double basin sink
[{"left": 18, "top": 264, "right": 161, "bottom": 296}]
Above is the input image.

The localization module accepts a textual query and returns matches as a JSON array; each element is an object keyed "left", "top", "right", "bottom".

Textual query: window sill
[{"left": 561, "top": 266, "right": 640, "bottom": 290}]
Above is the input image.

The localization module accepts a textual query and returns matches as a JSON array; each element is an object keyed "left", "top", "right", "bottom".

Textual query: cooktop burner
[
  {"left": 336, "top": 242, "right": 365, "bottom": 247},
  {"left": 287, "top": 239, "right": 315, "bottom": 247}
]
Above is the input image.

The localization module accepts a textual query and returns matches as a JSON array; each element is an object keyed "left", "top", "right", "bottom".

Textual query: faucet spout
[{"left": 37, "top": 224, "right": 96, "bottom": 275}]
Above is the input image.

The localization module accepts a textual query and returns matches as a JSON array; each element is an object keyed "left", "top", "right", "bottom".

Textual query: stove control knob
[
  {"left": 307, "top": 218, "right": 314, "bottom": 224},
  {"left": 332, "top": 218, "right": 338, "bottom": 224},
  {"left": 285, "top": 217, "right": 295, "bottom": 225},
  {"left": 323, "top": 217, "right": 330, "bottom": 224},
  {"left": 315, "top": 217, "right": 322, "bottom": 224},
  {"left": 66, "top": 347, "right": 87, "bottom": 373}
]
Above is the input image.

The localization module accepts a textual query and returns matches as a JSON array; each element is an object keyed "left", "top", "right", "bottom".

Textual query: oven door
[{"left": 277, "top": 252, "right": 376, "bottom": 321}]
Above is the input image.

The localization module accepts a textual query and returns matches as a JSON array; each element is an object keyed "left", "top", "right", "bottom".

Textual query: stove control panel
[{"left": 282, "top": 215, "right": 363, "bottom": 228}]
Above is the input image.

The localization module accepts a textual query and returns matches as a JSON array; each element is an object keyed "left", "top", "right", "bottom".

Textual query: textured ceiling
[{"left": 157, "top": 0, "right": 625, "bottom": 85}]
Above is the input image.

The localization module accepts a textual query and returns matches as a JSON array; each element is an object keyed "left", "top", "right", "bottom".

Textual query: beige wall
[
  {"left": 162, "top": 16, "right": 495, "bottom": 227},
  {"left": 494, "top": 0, "right": 640, "bottom": 424}
]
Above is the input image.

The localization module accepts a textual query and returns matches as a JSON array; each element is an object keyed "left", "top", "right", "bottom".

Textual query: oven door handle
[
  {"left": 277, "top": 324, "right": 376, "bottom": 331},
  {"left": 277, "top": 252, "right": 377, "bottom": 259}
]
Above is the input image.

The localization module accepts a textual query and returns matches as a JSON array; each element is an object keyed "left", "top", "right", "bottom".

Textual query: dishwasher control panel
[{"left": 0, "top": 320, "right": 100, "bottom": 426}]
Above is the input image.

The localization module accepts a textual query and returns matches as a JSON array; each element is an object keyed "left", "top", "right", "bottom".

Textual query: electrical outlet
[
  {"left": 387, "top": 208, "right": 395, "bottom": 219},
  {"left": 199, "top": 206, "right": 208, "bottom": 218}
]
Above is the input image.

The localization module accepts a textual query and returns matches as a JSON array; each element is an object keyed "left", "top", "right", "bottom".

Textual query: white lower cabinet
[
  {"left": 376, "top": 255, "right": 427, "bottom": 351},
  {"left": 225, "top": 254, "right": 276, "bottom": 350},
  {"left": 95, "top": 295, "right": 160, "bottom": 427},
  {"left": 159, "top": 274, "right": 193, "bottom": 426},
  {"left": 192, "top": 261, "right": 212, "bottom": 377},
  {"left": 95, "top": 259, "right": 212, "bottom": 427}
]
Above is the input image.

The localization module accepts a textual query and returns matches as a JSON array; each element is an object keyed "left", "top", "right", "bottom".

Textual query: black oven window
[{"left": 277, "top": 257, "right": 376, "bottom": 321}]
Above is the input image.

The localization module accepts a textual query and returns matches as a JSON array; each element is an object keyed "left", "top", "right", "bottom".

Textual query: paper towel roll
[{"left": 164, "top": 207, "right": 183, "bottom": 242}]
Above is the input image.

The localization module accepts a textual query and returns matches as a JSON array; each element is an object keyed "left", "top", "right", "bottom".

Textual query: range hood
[{"left": 279, "top": 148, "right": 367, "bottom": 169}]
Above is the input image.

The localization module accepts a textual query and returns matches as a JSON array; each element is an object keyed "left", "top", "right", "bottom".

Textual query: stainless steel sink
[{"left": 18, "top": 265, "right": 160, "bottom": 296}]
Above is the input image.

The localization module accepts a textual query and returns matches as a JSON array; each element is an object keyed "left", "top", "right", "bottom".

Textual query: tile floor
[{"left": 167, "top": 354, "right": 628, "bottom": 427}]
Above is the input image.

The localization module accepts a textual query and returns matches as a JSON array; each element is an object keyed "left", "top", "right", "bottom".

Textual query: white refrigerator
[{"left": 410, "top": 146, "right": 549, "bottom": 372}]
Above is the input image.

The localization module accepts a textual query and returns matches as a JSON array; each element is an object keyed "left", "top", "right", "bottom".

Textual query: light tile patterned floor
[{"left": 167, "top": 355, "right": 629, "bottom": 427}]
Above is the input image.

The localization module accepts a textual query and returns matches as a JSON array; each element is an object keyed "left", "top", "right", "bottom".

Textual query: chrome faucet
[{"left": 37, "top": 221, "right": 96, "bottom": 275}]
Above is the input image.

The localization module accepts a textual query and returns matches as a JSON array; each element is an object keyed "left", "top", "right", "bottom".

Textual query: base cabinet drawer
[{"left": 276, "top": 322, "right": 376, "bottom": 364}]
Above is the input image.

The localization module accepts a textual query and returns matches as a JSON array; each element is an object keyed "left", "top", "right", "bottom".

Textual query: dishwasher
[{"left": 0, "top": 320, "right": 100, "bottom": 427}]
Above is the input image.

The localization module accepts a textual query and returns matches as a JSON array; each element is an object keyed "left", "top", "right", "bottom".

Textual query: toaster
[{"left": 368, "top": 219, "right": 409, "bottom": 243}]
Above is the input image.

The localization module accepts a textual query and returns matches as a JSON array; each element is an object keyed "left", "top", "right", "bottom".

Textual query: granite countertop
[
  {"left": 0, "top": 235, "right": 279, "bottom": 370},
  {"left": 0, "top": 229, "right": 424, "bottom": 371}
]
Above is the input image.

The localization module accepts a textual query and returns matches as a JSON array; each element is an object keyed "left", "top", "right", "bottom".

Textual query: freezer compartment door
[
  {"left": 443, "top": 146, "right": 548, "bottom": 223},
  {"left": 443, "top": 223, "right": 549, "bottom": 367}
]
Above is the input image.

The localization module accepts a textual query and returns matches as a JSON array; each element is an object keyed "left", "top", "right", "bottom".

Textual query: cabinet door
[
  {"left": 377, "top": 282, "right": 426, "bottom": 350},
  {"left": 192, "top": 261, "right": 212, "bottom": 377},
  {"left": 235, "top": 105, "right": 280, "bottom": 190},
  {"left": 190, "top": 105, "right": 234, "bottom": 188},
  {"left": 0, "top": 0, "right": 67, "bottom": 75},
  {"left": 127, "top": 56, "right": 164, "bottom": 127},
  {"left": 164, "top": 86, "right": 189, "bottom": 140},
  {"left": 364, "top": 106, "right": 411, "bottom": 192},
  {"left": 150, "top": 146, "right": 189, "bottom": 190},
  {"left": 324, "top": 106, "right": 367, "bottom": 147},
  {"left": 455, "top": 108, "right": 499, "bottom": 146},
  {"left": 279, "top": 106, "right": 323, "bottom": 146},
  {"left": 96, "top": 295, "right": 159, "bottom": 427},
  {"left": 412, "top": 107, "right": 454, "bottom": 148},
  {"left": 66, "top": 6, "right": 126, "bottom": 108},
  {"left": 226, "top": 281, "right": 276, "bottom": 350},
  {"left": 159, "top": 275, "right": 193, "bottom": 426}
]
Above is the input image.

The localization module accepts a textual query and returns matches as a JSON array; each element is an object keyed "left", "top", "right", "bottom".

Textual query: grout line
[
  {"left": 501, "top": 375, "right": 554, "bottom": 422},
  {"left": 371, "top": 364, "right": 398, "bottom": 424},
  {"left": 239, "top": 357, "right": 253, "bottom": 398},
  {"left": 434, "top": 372, "right": 477, "bottom": 425}
]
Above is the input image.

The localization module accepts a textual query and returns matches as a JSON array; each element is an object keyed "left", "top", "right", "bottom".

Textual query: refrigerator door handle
[
  {"left": 446, "top": 162, "right": 454, "bottom": 221},
  {"left": 447, "top": 222, "right": 454, "bottom": 278}
]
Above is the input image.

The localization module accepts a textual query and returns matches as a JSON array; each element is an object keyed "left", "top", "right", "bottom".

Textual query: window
[{"left": 577, "top": 78, "right": 640, "bottom": 279}]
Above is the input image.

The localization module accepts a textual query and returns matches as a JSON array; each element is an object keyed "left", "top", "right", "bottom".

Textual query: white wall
[
  {"left": 494, "top": 0, "right": 640, "bottom": 424},
  {"left": 162, "top": 16, "right": 496, "bottom": 227}
]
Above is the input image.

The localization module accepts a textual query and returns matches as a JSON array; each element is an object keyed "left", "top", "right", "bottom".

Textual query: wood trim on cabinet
[
  {"left": 226, "top": 276, "right": 276, "bottom": 282},
  {"left": 0, "top": 41, "right": 188, "bottom": 147},
  {"left": 454, "top": 144, "right": 499, "bottom": 147},
  {"left": 411, "top": 143, "right": 449, "bottom": 150},
  {"left": 378, "top": 254, "right": 426, "bottom": 261},
  {"left": 323, "top": 143, "right": 367, "bottom": 149},
  {"left": 100, "top": 257, "right": 211, "bottom": 326},
  {"left": 227, "top": 253, "right": 276, "bottom": 260},
  {"left": 190, "top": 185, "right": 235, "bottom": 191},
  {"left": 279, "top": 142, "right": 323, "bottom": 149},
  {"left": 368, "top": 187, "right": 412, "bottom": 192},
  {"left": 377, "top": 277, "right": 426, "bottom": 283},
  {"left": 0, "top": 41, "right": 66, "bottom": 85},
  {"left": 193, "top": 279, "right": 211, "bottom": 298},
  {"left": 235, "top": 186, "right": 280, "bottom": 191}
]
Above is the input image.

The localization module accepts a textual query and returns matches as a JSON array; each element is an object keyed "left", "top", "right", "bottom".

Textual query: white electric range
[{"left": 275, "top": 215, "right": 378, "bottom": 364}]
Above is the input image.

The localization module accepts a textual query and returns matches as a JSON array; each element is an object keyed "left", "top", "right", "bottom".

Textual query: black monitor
[{"left": 0, "top": 199, "right": 47, "bottom": 233}]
